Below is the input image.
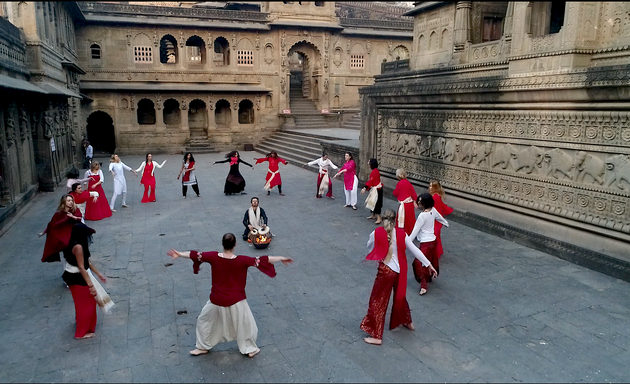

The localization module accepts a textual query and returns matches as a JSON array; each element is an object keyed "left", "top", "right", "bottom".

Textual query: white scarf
[
  {"left": 397, "top": 197, "right": 414, "bottom": 228},
  {"left": 248, "top": 207, "right": 263, "bottom": 230},
  {"left": 263, "top": 169, "right": 279, "bottom": 191},
  {"left": 318, "top": 173, "right": 330, "bottom": 196}
]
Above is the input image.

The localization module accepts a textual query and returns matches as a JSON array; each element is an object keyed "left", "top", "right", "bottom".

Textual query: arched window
[
  {"left": 186, "top": 35, "right": 206, "bottom": 65},
  {"left": 160, "top": 34, "right": 178, "bottom": 64},
  {"left": 215, "top": 99, "right": 231, "bottom": 125},
  {"left": 163, "top": 99, "right": 181, "bottom": 126},
  {"left": 238, "top": 100, "right": 254, "bottom": 124},
  {"left": 90, "top": 43, "right": 101, "bottom": 60},
  {"left": 265, "top": 95, "right": 272, "bottom": 108},
  {"left": 137, "top": 99, "right": 156, "bottom": 125},
  {"left": 213, "top": 37, "right": 230, "bottom": 66},
  {"left": 392, "top": 45, "right": 409, "bottom": 60},
  {"left": 189, "top": 99, "right": 207, "bottom": 129}
]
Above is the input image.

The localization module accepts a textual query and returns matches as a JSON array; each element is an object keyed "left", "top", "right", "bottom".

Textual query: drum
[{"left": 250, "top": 226, "right": 272, "bottom": 249}]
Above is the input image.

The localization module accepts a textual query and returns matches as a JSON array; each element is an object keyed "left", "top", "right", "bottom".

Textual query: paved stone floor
[{"left": 1, "top": 152, "right": 629, "bottom": 383}]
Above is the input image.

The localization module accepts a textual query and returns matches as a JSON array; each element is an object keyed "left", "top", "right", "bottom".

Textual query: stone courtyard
[{"left": 1, "top": 152, "right": 629, "bottom": 383}]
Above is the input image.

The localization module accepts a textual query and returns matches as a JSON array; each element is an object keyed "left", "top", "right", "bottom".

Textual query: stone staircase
[
  {"left": 184, "top": 128, "right": 218, "bottom": 154},
  {"left": 341, "top": 112, "right": 362, "bottom": 130},
  {"left": 289, "top": 87, "right": 329, "bottom": 129}
]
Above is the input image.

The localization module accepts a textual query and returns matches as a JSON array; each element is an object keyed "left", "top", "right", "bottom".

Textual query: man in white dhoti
[
  {"left": 167, "top": 233, "right": 293, "bottom": 358},
  {"left": 108, "top": 154, "right": 137, "bottom": 212},
  {"left": 242, "top": 197, "right": 269, "bottom": 241}
]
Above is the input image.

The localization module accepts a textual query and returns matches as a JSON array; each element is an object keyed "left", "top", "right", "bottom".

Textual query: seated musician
[{"left": 242, "top": 197, "right": 269, "bottom": 241}]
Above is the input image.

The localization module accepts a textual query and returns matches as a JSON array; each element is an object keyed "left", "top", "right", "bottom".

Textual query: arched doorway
[
  {"left": 287, "top": 41, "right": 321, "bottom": 100},
  {"left": 86, "top": 111, "right": 115, "bottom": 154}
]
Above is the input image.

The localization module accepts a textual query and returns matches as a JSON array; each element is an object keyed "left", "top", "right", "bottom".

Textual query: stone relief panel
[{"left": 377, "top": 108, "right": 630, "bottom": 234}]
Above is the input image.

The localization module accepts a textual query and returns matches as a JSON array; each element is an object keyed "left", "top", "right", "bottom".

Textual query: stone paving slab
[{"left": 1, "top": 151, "right": 629, "bottom": 383}]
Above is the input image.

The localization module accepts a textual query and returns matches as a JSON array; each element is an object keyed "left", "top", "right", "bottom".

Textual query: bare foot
[
  {"left": 247, "top": 348, "right": 260, "bottom": 358},
  {"left": 419, "top": 288, "right": 427, "bottom": 295},
  {"left": 374, "top": 220, "right": 382, "bottom": 224},
  {"left": 189, "top": 348, "right": 209, "bottom": 356},
  {"left": 75, "top": 333, "right": 95, "bottom": 340},
  {"left": 363, "top": 337, "right": 382, "bottom": 345},
  {"left": 404, "top": 323, "right": 415, "bottom": 331},
  {"left": 366, "top": 215, "right": 375, "bottom": 220},
  {"left": 110, "top": 209, "right": 116, "bottom": 213}
]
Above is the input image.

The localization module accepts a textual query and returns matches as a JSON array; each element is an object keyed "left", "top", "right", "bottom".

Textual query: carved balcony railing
[
  {"left": 78, "top": 2, "right": 269, "bottom": 22},
  {"left": 339, "top": 18, "right": 413, "bottom": 31},
  {"left": 381, "top": 59, "right": 410, "bottom": 74}
]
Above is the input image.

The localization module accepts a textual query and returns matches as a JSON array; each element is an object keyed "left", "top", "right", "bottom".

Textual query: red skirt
[
  {"left": 360, "top": 263, "right": 412, "bottom": 340},
  {"left": 85, "top": 181, "right": 112, "bottom": 221},
  {"left": 412, "top": 240, "right": 439, "bottom": 289},
  {"left": 69, "top": 284, "right": 97, "bottom": 338}
]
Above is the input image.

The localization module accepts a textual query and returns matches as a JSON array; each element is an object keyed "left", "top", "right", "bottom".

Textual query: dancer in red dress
[
  {"left": 254, "top": 151, "right": 288, "bottom": 196},
  {"left": 429, "top": 180, "right": 453, "bottom": 259},
  {"left": 392, "top": 168, "right": 418, "bottom": 235},
  {"left": 360, "top": 209, "right": 437, "bottom": 345},
  {"left": 84, "top": 162, "right": 112, "bottom": 221},
  {"left": 135, "top": 153, "right": 167, "bottom": 203}
]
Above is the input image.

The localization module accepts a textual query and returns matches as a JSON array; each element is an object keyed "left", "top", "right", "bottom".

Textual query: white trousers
[
  {"left": 195, "top": 299, "right": 259, "bottom": 355},
  {"left": 110, "top": 192, "right": 126, "bottom": 210},
  {"left": 344, "top": 176, "right": 358, "bottom": 206}
]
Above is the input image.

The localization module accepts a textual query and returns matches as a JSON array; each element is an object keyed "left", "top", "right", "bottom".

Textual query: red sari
[
  {"left": 255, "top": 156, "right": 287, "bottom": 190},
  {"left": 432, "top": 193, "right": 453, "bottom": 258},
  {"left": 393, "top": 179, "right": 417, "bottom": 235},
  {"left": 141, "top": 162, "right": 156, "bottom": 203},
  {"left": 85, "top": 174, "right": 112, "bottom": 221},
  {"left": 41, "top": 209, "right": 82, "bottom": 263}
]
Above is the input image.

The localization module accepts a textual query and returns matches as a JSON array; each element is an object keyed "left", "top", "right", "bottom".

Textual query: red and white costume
[
  {"left": 392, "top": 179, "right": 418, "bottom": 235},
  {"left": 84, "top": 169, "right": 112, "bottom": 221},
  {"left": 255, "top": 156, "right": 287, "bottom": 191},
  {"left": 307, "top": 157, "right": 338, "bottom": 197},
  {"left": 409, "top": 208, "right": 449, "bottom": 291},
  {"left": 339, "top": 159, "right": 358, "bottom": 206},
  {"left": 432, "top": 193, "right": 453, "bottom": 258}
]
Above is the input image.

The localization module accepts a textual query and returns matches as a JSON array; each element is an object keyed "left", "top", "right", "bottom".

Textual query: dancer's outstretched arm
[
  {"left": 167, "top": 249, "right": 192, "bottom": 259},
  {"left": 267, "top": 256, "right": 293, "bottom": 265}
]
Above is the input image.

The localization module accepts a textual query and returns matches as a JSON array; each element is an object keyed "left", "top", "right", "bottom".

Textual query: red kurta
[
  {"left": 70, "top": 191, "right": 90, "bottom": 205},
  {"left": 393, "top": 179, "right": 417, "bottom": 235},
  {"left": 432, "top": 193, "right": 453, "bottom": 258},
  {"left": 365, "top": 169, "right": 381, "bottom": 188},
  {"left": 339, "top": 160, "right": 357, "bottom": 190},
  {"left": 255, "top": 156, "right": 287, "bottom": 189},
  {"left": 85, "top": 174, "right": 112, "bottom": 221},
  {"left": 41, "top": 209, "right": 82, "bottom": 263}
]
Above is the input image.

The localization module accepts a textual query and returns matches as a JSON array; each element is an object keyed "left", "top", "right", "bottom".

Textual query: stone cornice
[{"left": 339, "top": 17, "right": 413, "bottom": 31}]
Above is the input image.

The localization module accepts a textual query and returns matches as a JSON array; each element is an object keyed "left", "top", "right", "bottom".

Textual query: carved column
[
  {"left": 453, "top": 1, "right": 472, "bottom": 52},
  {"left": 502, "top": 2, "right": 515, "bottom": 55},
  {"left": 180, "top": 95, "right": 189, "bottom": 136}
]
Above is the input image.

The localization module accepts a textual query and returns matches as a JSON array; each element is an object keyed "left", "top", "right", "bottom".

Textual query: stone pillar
[
  {"left": 453, "top": 1, "right": 472, "bottom": 52},
  {"left": 502, "top": 2, "right": 515, "bottom": 55},
  {"left": 180, "top": 97, "right": 189, "bottom": 139},
  {"left": 206, "top": 99, "right": 216, "bottom": 140},
  {"left": 155, "top": 103, "right": 165, "bottom": 131}
]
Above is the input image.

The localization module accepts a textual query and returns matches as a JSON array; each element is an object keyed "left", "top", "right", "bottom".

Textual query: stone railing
[
  {"left": 381, "top": 59, "right": 410, "bottom": 74},
  {"left": 0, "top": 17, "right": 27, "bottom": 75},
  {"left": 336, "top": 1, "right": 413, "bottom": 17},
  {"left": 339, "top": 17, "right": 413, "bottom": 30},
  {"left": 468, "top": 40, "right": 504, "bottom": 64},
  {"left": 78, "top": 2, "right": 269, "bottom": 22}
]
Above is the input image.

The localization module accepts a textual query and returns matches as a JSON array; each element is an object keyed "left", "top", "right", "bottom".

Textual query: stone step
[
  {"left": 255, "top": 142, "right": 320, "bottom": 166},
  {"left": 262, "top": 136, "right": 322, "bottom": 153}
]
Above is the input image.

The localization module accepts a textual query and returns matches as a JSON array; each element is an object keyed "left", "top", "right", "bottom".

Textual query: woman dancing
[
  {"left": 109, "top": 154, "right": 137, "bottom": 212},
  {"left": 84, "top": 162, "right": 112, "bottom": 221},
  {"left": 392, "top": 168, "right": 418, "bottom": 235},
  {"left": 254, "top": 151, "right": 288, "bottom": 196},
  {"left": 429, "top": 180, "right": 453, "bottom": 259},
  {"left": 333, "top": 152, "right": 358, "bottom": 210},
  {"left": 135, "top": 153, "right": 167, "bottom": 203},
  {"left": 41, "top": 195, "right": 108, "bottom": 339},
  {"left": 409, "top": 193, "right": 449, "bottom": 296},
  {"left": 167, "top": 233, "right": 293, "bottom": 357},
  {"left": 361, "top": 209, "right": 437, "bottom": 345},
  {"left": 304, "top": 152, "right": 338, "bottom": 199},
  {"left": 177, "top": 152, "right": 200, "bottom": 198},
  {"left": 214, "top": 151, "right": 253, "bottom": 195},
  {"left": 361, "top": 158, "right": 383, "bottom": 224}
]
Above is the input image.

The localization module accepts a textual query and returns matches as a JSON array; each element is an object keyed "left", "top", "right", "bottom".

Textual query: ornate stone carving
[
  {"left": 280, "top": 78, "right": 286, "bottom": 94},
  {"left": 18, "top": 107, "right": 28, "bottom": 141},
  {"left": 323, "top": 79, "right": 329, "bottom": 94},
  {"left": 605, "top": 154, "right": 630, "bottom": 190},
  {"left": 5, "top": 112, "right": 15, "bottom": 146},
  {"left": 181, "top": 95, "right": 187, "bottom": 110},
  {"left": 543, "top": 148, "right": 574, "bottom": 180},
  {"left": 233, "top": 95, "right": 238, "bottom": 110},
  {"left": 575, "top": 151, "right": 605, "bottom": 185},
  {"left": 156, "top": 94, "right": 162, "bottom": 110}
]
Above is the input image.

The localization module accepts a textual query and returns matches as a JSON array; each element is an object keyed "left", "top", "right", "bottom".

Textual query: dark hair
[
  {"left": 226, "top": 150, "right": 239, "bottom": 158},
  {"left": 321, "top": 152, "right": 328, "bottom": 157},
  {"left": 417, "top": 193, "right": 434, "bottom": 210},
  {"left": 183, "top": 152, "right": 195, "bottom": 162},
  {"left": 222, "top": 233, "right": 236, "bottom": 250},
  {"left": 266, "top": 150, "right": 278, "bottom": 158},
  {"left": 251, "top": 196, "right": 259, "bottom": 203},
  {"left": 71, "top": 183, "right": 81, "bottom": 193},
  {"left": 369, "top": 158, "right": 379, "bottom": 170},
  {"left": 146, "top": 153, "right": 151, "bottom": 163},
  {"left": 345, "top": 152, "right": 354, "bottom": 161},
  {"left": 67, "top": 167, "right": 80, "bottom": 179}
]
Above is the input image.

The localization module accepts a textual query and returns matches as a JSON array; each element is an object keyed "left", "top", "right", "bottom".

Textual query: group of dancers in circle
[{"left": 39, "top": 147, "right": 453, "bottom": 355}]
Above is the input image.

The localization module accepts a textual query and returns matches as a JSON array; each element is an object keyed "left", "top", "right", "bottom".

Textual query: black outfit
[
  {"left": 62, "top": 223, "right": 95, "bottom": 286},
  {"left": 182, "top": 184, "right": 200, "bottom": 197},
  {"left": 242, "top": 207, "right": 268, "bottom": 240},
  {"left": 215, "top": 157, "right": 253, "bottom": 194}
]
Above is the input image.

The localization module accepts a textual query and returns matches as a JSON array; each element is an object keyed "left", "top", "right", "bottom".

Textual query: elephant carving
[
  {"left": 605, "top": 154, "right": 630, "bottom": 190},
  {"left": 404, "top": 134, "right": 417, "bottom": 155},
  {"left": 575, "top": 151, "right": 605, "bottom": 185},
  {"left": 474, "top": 142, "right": 493, "bottom": 166},
  {"left": 514, "top": 146, "right": 544, "bottom": 174},
  {"left": 430, "top": 137, "right": 445, "bottom": 159},
  {"left": 492, "top": 143, "right": 517, "bottom": 170},
  {"left": 460, "top": 140, "right": 476, "bottom": 164},
  {"left": 443, "top": 138, "right": 460, "bottom": 162},
  {"left": 418, "top": 135, "right": 431, "bottom": 157},
  {"left": 543, "top": 148, "right": 574, "bottom": 180},
  {"left": 389, "top": 132, "right": 399, "bottom": 152}
]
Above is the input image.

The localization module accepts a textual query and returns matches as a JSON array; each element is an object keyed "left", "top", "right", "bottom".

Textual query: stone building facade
[
  {"left": 360, "top": 1, "right": 630, "bottom": 262},
  {"left": 0, "top": 2, "right": 85, "bottom": 231},
  {"left": 74, "top": 1, "right": 413, "bottom": 154}
]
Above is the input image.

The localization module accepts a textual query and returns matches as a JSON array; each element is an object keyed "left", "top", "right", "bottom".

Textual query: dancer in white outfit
[{"left": 108, "top": 154, "right": 137, "bottom": 212}]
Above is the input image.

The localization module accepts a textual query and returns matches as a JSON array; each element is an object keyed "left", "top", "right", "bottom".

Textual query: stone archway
[
  {"left": 86, "top": 111, "right": 115, "bottom": 154},
  {"left": 287, "top": 41, "right": 322, "bottom": 100}
]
